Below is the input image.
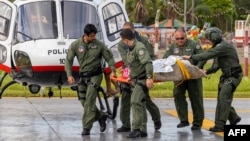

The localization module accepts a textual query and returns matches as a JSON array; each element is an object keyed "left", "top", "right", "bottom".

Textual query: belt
[
  {"left": 79, "top": 67, "right": 102, "bottom": 78},
  {"left": 131, "top": 70, "right": 147, "bottom": 80},
  {"left": 222, "top": 66, "right": 242, "bottom": 78}
]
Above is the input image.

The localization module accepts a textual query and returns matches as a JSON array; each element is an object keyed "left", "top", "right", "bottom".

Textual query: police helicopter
[{"left": 0, "top": 0, "right": 128, "bottom": 119}]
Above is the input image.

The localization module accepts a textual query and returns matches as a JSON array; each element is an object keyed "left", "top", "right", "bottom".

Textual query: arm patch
[{"left": 139, "top": 50, "right": 145, "bottom": 56}]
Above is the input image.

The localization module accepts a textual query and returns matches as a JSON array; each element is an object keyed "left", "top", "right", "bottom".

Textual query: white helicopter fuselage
[{"left": 0, "top": 0, "right": 128, "bottom": 93}]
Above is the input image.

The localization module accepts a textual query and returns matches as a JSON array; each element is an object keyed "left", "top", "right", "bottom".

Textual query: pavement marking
[
  {"left": 200, "top": 109, "right": 250, "bottom": 113},
  {"left": 164, "top": 110, "right": 224, "bottom": 136}
]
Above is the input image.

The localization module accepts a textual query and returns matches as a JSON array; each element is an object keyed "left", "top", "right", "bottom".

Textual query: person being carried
[
  {"left": 182, "top": 27, "right": 242, "bottom": 132},
  {"left": 64, "top": 24, "right": 117, "bottom": 135},
  {"left": 102, "top": 60, "right": 119, "bottom": 96}
]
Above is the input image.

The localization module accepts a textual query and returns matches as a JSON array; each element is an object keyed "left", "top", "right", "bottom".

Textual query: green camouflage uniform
[
  {"left": 64, "top": 38, "right": 115, "bottom": 130},
  {"left": 190, "top": 40, "right": 242, "bottom": 129},
  {"left": 134, "top": 31, "right": 155, "bottom": 60},
  {"left": 118, "top": 31, "right": 161, "bottom": 130},
  {"left": 163, "top": 39, "right": 205, "bottom": 127},
  {"left": 125, "top": 40, "right": 153, "bottom": 133}
]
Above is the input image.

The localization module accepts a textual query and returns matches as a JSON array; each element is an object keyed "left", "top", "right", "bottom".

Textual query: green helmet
[{"left": 204, "top": 27, "right": 222, "bottom": 44}]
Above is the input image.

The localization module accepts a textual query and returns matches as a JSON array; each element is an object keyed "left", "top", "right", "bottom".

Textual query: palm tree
[
  {"left": 134, "top": 0, "right": 148, "bottom": 24},
  {"left": 125, "top": 0, "right": 158, "bottom": 25}
]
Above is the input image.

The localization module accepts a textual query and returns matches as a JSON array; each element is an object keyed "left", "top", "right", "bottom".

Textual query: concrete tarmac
[{"left": 0, "top": 97, "right": 250, "bottom": 141}]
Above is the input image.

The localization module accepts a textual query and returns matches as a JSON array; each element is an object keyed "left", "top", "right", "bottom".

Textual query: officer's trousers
[
  {"left": 119, "top": 83, "right": 132, "bottom": 128},
  {"left": 215, "top": 74, "right": 242, "bottom": 128},
  {"left": 119, "top": 82, "right": 161, "bottom": 129},
  {"left": 78, "top": 74, "right": 103, "bottom": 130},
  {"left": 131, "top": 79, "right": 147, "bottom": 132},
  {"left": 173, "top": 78, "right": 204, "bottom": 126}
]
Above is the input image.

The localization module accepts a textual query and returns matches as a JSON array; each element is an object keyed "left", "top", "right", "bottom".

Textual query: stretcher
[{"left": 110, "top": 56, "right": 207, "bottom": 84}]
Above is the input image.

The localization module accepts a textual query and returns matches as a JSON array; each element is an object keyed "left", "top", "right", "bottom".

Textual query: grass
[{"left": 1, "top": 63, "right": 250, "bottom": 98}]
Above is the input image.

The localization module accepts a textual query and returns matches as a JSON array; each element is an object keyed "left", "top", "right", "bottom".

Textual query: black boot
[
  {"left": 209, "top": 126, "right": 224, "bottom": 132},
  {"left": 191, "top": 124, "right": 201, "bottom": 130},
  {"left": 81, "top": 128, "right": 90, "bottom": 135},
  {"left": 177, "top": 121, "right": 189, "bottom": 128},
  {"left": 154, "top": 121, "right": 162, "bottom": 130},
  {"left": 230, "top": 116, "right": 241, "bottom": 125},
  {"left": 98, "top": 114, "right": 107, "bottom": 132},
  {"left": 117, "top": 126, "right": 131, "bottom": 132},
  {"left": 127, "top": 129, "right": 147, "bottom": 138}
]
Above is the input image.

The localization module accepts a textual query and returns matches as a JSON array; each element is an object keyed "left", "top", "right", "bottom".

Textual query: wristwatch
[{"left": 147, "top": 76, "right": 152, "bottom": 79}]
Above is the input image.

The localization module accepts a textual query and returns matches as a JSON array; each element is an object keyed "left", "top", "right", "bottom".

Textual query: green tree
[
  {"left": 234, "top": 0, "right": 250, "bottom": 20},
  {"left": 202, "top": 0, "right": 233, "bottom": 31},
  {"left": 125, "top": 0, "right": 249, "bottom": 31}
]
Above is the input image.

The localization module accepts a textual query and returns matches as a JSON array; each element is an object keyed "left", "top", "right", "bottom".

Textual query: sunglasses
[{"left": 175, "top": 37, "right": 185, "bottom": 41}]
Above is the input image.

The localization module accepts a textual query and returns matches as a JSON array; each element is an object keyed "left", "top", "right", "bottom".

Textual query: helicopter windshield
[
  {"left": 61, "top": 1, "right": 99, "bottom": 39},
  {"left": 0, "top": 2, "right": 12, "bottom": 41},
  {"left": 16, "top": 1, "right": 58, "bottom": 42}
]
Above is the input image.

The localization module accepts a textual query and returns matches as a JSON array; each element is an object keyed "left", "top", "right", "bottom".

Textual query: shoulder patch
[
  {"left": 139, "top": 49, "right": 145, "bottom": 56},
  {"left": 196, "top": 45, "right": 201, "bottom": 49},
  {"left": 78, "top": 46, "right": 85, "bottom": 52}
]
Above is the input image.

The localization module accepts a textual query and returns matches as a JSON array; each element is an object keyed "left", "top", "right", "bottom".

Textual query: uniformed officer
[
  {"left": 120, "top": 28, "right": 154, "bottom": 138},
  {"left": 182, "top": 27, "right": 242, "bottom": 132},
  {"left": 64, "top": 24, "right": 116, "bottom": 135},
  {"left": 117, "top": 22, "right": 161, "bottom": 132},
  {"left": 163, "top": 27, "right": 206, "bottom": 130}
]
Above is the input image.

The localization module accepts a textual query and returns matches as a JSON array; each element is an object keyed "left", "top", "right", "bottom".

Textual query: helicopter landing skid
[
  {"left": 0, "top": 72, "right": 18, "bottom": 99},
  {"left": 98, "top": 87, "right": 119, "bottom": 120}
]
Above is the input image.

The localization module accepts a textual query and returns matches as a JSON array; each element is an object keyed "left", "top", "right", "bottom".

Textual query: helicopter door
[
  {"left": 97, "top": 0, "right": 129, "bottom": 49},
  {"left": 0, "top": 0, "right": 17, "bottom": 73}
]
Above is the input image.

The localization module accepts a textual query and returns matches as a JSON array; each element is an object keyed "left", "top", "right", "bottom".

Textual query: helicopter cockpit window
[
  {"left": 16, "top": 1, "right": 58, "bottom": 42},
  {"left": 0, "top": 3, "right": 12, "bottom": 41},
  {"left": 62, "top": 1, "right": 99, "bottom": 39},
  {"left": 102, "top": 3, "right": 125, "bottom": 42}
]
